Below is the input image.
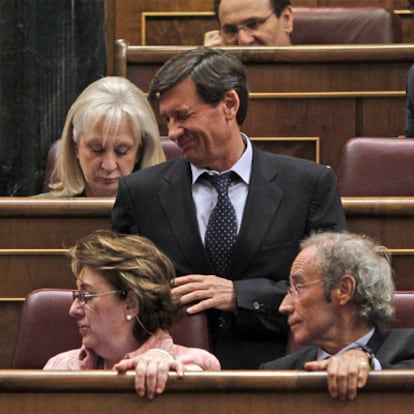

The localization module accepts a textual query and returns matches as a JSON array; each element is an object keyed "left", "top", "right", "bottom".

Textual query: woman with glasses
[{"left": 44, "top": 230, "right": 220, "bottom": 398}]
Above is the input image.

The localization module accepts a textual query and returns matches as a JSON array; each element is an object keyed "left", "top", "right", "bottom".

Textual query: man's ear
[
  {"left": 223, "top": 89, "right": 240, "bottom": 120},
  {"left": 282, "top": 6, "right": 294, "bottom": 34},
  {"left": 332, "top": 274, "right": 356, "bottom": 306}
]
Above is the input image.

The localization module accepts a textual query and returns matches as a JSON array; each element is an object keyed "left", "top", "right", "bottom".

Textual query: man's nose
[
  {"left": 168, "top": 121, "right": 184, "bottom": 142},
  {"left": 279, "top": 292, "right": 294, "bottom": 314},
  {"left": 237, "top": 29, "right": 256, "bottom": 45}
]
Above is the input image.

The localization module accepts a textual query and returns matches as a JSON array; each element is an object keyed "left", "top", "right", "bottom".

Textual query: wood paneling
[
  {"left": 1, "top": 197, "right": 414, "bottom": 368},
  {"left": 114, "top": 43, "right": 412, "bottom": 171},
  {"left": 1, "top": 370, "right": 414, "bottom": 413},
  {"left": 110, "top": 0, "right": 413, "bottom": 49}
]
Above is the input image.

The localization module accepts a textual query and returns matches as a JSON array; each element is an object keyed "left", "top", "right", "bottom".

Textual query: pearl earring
[{"left": 126, "top": 315, "right": 132, "bottom": 321}]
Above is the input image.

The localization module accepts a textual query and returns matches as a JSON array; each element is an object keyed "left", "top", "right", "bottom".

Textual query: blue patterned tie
[{"left": 204, "top": 172, "right": 238, "bottom": 276}]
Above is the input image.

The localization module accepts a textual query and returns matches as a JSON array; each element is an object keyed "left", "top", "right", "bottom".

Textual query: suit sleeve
[
  {"left": 233, "top": 165, "right": 346, "bottom": 335},
  {"left": 307, "top": 165, "right": 346, "bottom": 233}
]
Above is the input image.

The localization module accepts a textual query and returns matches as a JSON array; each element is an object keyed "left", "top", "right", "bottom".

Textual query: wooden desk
[
  {"left": 115, "top": 42, "right": 414, "bottom": 171},
  {"left": 1, "top": 197, "right": 414, "bottom": 369},
  {"left": 1, "top": 370, "right": 414, "bottom": 413}
]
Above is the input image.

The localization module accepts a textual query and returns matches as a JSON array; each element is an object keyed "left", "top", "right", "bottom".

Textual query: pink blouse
[{"left": 43, "top": 329, "right": 220, "bottom": 371}]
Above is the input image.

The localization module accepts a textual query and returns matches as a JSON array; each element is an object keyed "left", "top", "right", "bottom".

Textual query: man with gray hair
[{"left": 262, "top": 231, "right": 414, "bottom": 400}]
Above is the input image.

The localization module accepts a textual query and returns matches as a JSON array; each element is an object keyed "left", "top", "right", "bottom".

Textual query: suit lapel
[
  {"left": 158, "top": 159, "right": 211, "bottom": 273},
  {"left": 229, "top": 147, "right": 283, "bottom": 278}
]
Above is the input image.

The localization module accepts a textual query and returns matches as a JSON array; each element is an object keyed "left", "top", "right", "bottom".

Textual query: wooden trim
[
  {"left": 142, "top": 11, "right": 215, "bottom": 46},
  {"left": 114, "top": 39, "right": 128, "bottom": 78},
  {"left": 118, "top": 44, "right": 414, "bottom": 64},
  {"left": 0, "top": 249, "right": 67, "bottom": 256},
  {"left": 249, "top": 91, "right": 405, "bottom": 99},
  {"left": 1, "top": 369, "right": 414, "bottom": 392},
  {"left": 3, "top": 197, "right": 414, "bottom": 217},
  {"left": 0, "top": 197, "right": 114, "bottom": 217},
  {"left": 250, "top": 136, "right": 320, "bottom": 163}
]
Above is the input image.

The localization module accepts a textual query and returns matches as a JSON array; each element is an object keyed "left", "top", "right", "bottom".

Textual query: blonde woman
[{"left": 40, "top": 76, "right": 165, "bottom": 197}]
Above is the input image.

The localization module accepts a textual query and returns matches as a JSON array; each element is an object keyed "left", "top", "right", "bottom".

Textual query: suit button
[
  {"left": 218, "top": 316, "right": 226, "bottom": 328},
  {"left": 253, "top": 301, "right": 260, "bottom": 310}
]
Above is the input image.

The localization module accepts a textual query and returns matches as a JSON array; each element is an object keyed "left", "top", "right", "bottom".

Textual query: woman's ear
[
  {"left": 125, "top": 291, "right": 139, "bottom": 315},
  {"left": 223, "top": 89, "right": 239, "bottom": 120}
]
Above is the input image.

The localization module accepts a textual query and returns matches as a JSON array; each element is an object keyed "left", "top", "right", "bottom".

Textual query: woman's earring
[{"left": 126, "top": 315, "right": 132, "bottom": 321}]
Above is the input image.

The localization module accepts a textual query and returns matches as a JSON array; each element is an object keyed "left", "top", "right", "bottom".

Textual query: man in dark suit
[
  {"left": 262, "top": 231, "right": 414, "bottom": 400},
  {"left": 112, "top": 47, "right": 346, "bottom": 369}
]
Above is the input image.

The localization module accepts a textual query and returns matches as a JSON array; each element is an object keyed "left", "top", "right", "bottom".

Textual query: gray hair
[{"left": 301, "top": 231, "right": 395, "bottom": 328}]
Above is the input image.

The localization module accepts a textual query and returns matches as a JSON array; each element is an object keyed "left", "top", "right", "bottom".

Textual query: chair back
[
  {"left": 12, "top": 289, "right": 81, "bottom": 368},
  {"left": 391, "top": 291, "right": 414, "bottom": 329},
  {"left": 292, "top": 7, "right": 402, "bottom": 44},
  {"left": 12, "top": 288, "right": 211, "bottom": 368},
  {"left": 337, "top": 137, "right": 414, "bottom": 196}
]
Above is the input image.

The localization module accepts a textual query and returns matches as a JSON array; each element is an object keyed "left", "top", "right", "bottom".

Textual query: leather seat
[
  {"left": 12, "top": 288, "right": 211, "bottom": 368},
  {"left": 337, "top": 137, "right": 414, "bottom": 197},
  {"left": 292, "top": 7, "right": 402, "bottom": 44}
]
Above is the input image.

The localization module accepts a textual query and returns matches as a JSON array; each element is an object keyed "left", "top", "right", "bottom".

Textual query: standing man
[
  {"left": 204, "top": 0, "right": 293, "bottom": 46},
  {"left": 112, "top": 47, "right": 346, "bottom": 369},
  {"left": 262, "top": 232, "right": 414, "bottom": 400}
]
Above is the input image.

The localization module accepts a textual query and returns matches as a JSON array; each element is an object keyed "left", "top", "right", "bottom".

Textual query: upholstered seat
[
  {"left": 292, "top": 7, "right": 402, "bottom": 44},
  {"left": 12, "top": 288, "right": 211, "bottom": 368},
  {"left": 337, "top": 137, "right": 414, "bottom": 197}
]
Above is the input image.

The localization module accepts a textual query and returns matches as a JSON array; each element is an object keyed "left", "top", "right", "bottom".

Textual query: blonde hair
[{"left": 49, "top": 76, "right": 165, "bottom": 196}]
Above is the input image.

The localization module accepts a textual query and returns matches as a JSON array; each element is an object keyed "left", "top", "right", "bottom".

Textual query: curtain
[{"left": 0, "top": 0, "right": 106, "bottom": 195}]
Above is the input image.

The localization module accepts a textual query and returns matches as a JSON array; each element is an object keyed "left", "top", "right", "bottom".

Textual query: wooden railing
[{"left": 1, "top": 370, "right": 414, "bottom": 413}]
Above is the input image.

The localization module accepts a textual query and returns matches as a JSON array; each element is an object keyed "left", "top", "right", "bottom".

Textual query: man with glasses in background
[
  {"left": 204, "top": 0, "right": 293, "bottom": 46},
  {"left": 262, "top": 231, "right": 414, "bottom": 400}
]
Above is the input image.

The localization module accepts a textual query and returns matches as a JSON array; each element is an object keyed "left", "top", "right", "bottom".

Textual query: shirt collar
[
  {"left": 317, "top": 328, "right": 376, "bottom": 360},
  {"left": 191, "top": 133, "right": 252, "bottom": 184}
]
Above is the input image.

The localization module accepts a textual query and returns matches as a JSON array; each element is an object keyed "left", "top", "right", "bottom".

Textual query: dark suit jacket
[
  {"left": 112, "top": 144, "right": 346, "bottom": 369},
  {"left": 261, "top": 329, "right": 414, "bottom": 369}
]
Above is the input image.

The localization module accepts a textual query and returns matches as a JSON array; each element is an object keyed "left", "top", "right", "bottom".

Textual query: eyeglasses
[
  {"left": 72, "top": 289, "right": 125, "bottom": 306},
  {"left": 287, "top": 279, "right": 322, "bottom": 298},
  {"left": 220, "top": 12, "right": 274, "bottom": 42}
]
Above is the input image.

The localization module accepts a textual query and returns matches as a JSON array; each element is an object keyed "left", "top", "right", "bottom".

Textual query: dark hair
[
  {"left": 149, "top": 47, "right": 249, "bottom": 125},
  {"left": 214, "top": 0, "right": 291, "bottom": 20}
]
